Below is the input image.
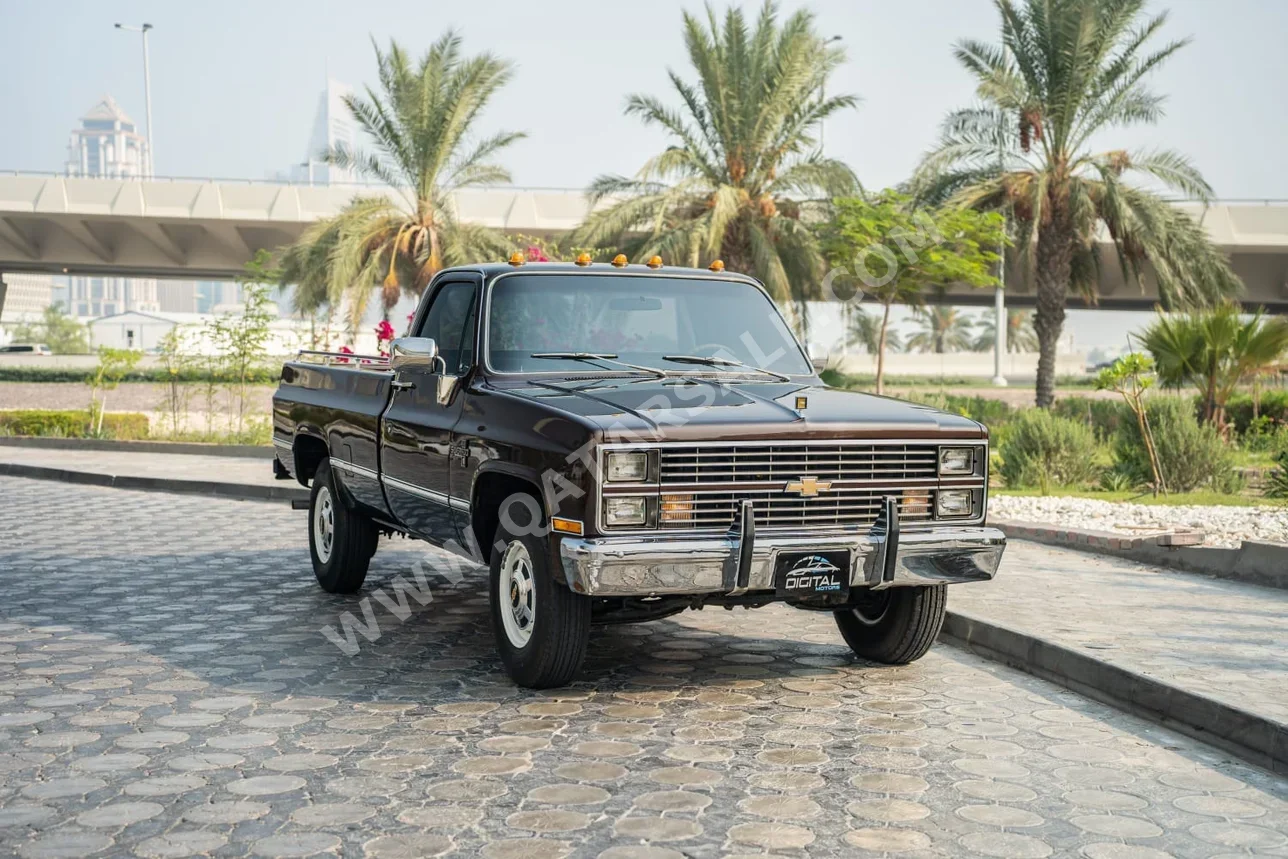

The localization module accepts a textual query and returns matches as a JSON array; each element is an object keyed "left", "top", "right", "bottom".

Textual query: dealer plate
[{"left": 774, "top": 550, "right": 850, "bottom": 599}]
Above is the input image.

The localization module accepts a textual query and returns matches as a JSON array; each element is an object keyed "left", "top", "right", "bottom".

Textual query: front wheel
[
  {"left": 833, "top": 585, "right": 947, "bottom": 664},
  {"left": 489, "top": 509, "right": 590, "bottom": 689}
]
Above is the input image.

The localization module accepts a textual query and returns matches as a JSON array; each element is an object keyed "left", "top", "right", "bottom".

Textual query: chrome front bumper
[{"left": 558, "top": 525, "right": 1006, "bottom": 597}]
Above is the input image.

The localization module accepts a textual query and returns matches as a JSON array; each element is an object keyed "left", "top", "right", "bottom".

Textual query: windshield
[{"left": 486, "top": 274, "right": 813, "bottom": 376}]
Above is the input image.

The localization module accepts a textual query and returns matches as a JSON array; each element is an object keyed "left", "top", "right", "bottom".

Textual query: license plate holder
[{"left": 774, "top": 550, "right": 851, "bottom": 599}]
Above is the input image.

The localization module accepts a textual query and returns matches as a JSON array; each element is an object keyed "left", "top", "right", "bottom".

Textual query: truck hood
[{"left": 487, "top": 377, "right": 985, "bottom": 441}]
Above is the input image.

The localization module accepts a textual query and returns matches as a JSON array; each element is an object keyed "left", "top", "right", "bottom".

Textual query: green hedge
[
  {"left": 1051, "top": 397, "right": 1127, "bottom": 442},
  {"left": 998, "top": 409, "right": 1102, "bottom": 492},
  {"left": 0, "top": 410, "right": 150, "bottom": 440},
  {"left": 1113, "top": 397, "right": 1236, "bottom": 493},
  {"left": 0, "top": 366, "right": 281, "bottom": 384},
  {"left": 1224, "top": 390, "right": 1288, "bottom": 435}
]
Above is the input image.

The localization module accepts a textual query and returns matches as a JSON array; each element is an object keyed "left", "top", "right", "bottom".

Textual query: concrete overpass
[{"left": 0, "top": 172, "right": 1285, "bottom": 311}]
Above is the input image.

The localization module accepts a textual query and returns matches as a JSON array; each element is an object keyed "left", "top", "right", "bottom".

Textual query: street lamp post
[{"left": 114, "top": 23, "right": 154, "bottom": 177}]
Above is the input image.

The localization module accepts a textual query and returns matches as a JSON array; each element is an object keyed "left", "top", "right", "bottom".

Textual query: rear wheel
[
  {"left": 308, "top": 459, "right": 378, "bottom": 594},
  {"left": 489, "top": 502, "right": 590, "bottom": 689},
  {"left": 833, "top": 585, "right": 947, "bottom": 664}
]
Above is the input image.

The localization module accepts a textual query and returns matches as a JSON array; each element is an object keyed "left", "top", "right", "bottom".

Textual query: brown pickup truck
[{"left": 273, "top": 259, "right": 1005, "bottom": 688}]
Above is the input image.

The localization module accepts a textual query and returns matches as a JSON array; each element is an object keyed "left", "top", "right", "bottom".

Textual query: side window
[{"left": 415, "top": 281, "right": 478, "bottom": 374}]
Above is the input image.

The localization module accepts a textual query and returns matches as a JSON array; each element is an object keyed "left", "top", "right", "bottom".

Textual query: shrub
[
  {"left": 903, "top": 392, "right": 1014, "bottom": 427},
  {"left": 998, "top": 409, "right": 1102, "bottom": 492},
  {"left": 0, "top": 366, "right": 280, "bottom": 384},
  {"left": 1267, "top": 452, "right": 1288, "bottom": 499},
  {"left": 1051, "top": 397, "right": 1127, "bottom": 441},
  {"left": 1113, "top": 397, "right": 1234, "bottom": 493},
  {"left": 0, "top": 410, "right": 149, "bottom": 440},
  {"left": 1225, "top": 390, "right": 1288, "bottom": 436}
]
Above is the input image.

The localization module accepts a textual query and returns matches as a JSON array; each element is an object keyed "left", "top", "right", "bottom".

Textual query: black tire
[
  {"left": 488, "top": 500, "right": 591, "bottom": 689},
  {"left": 833, "top": 585, "right": 947, "bottom": 664},
  {"left": 308, "top": 459, "right": 378, "bottom": 594}
]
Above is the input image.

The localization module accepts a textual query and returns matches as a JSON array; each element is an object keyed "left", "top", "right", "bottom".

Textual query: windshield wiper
[
  {"left": 662, "top": 354, "right": 791, "bottom": 382},
  {"left": 530, "top": 352, "right": 667, "bottom": 378}
]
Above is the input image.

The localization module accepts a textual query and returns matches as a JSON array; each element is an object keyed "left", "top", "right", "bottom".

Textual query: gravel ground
[{"left": 989, "top": 494, "right": 1288, "bottom": 548}]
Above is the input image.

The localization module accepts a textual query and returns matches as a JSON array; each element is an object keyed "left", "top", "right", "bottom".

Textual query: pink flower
[
  {"left": 526, "top": 245, "right": 549, "bottom": 263},
  {"left": 338, "top": 345, "right": 354, "bottom": 354},
  {"left": 374, "top": 320, "right": 395, "bottom": 343}
]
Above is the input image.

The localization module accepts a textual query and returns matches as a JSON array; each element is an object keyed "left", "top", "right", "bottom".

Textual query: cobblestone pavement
[
  {"left": 2, "top": 476, "right": 1286, "bottom": 858},
  {"left": 955, "top": 540, "right": 1288, "bottom": 727}
]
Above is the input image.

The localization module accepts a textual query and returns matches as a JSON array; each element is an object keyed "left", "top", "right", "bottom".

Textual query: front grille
[
  {"left": 660, "top": 487, "right": 934, "bottom": 530},
  {"left": 659, "top": 443, "right": 940, "bottom": 484}
]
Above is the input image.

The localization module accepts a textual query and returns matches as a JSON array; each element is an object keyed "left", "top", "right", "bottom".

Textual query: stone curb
[
  {"left": 993, "top": 517, "right": 1288, "bottom": 590},
  {"left": 0, "top": 435, "right": 274, "bottom": 458},
  {"left": 942, "top": 610, "right": 1287, "bottom": 776},
  {"left": 0, "top": 461, "right": 307, "bottom": 503}
]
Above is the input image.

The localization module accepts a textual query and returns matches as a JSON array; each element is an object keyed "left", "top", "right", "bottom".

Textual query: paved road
[
  {"left": 1, "top": 476, "right": 1286, "bottom": 858},
  {"left": 953, "top": 540, "right": 1288, "bottom": 727}
]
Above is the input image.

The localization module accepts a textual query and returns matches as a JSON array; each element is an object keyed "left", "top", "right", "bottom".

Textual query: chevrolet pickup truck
[{"left": 272, "top": 258, "right": 1005, "bottom": 688}]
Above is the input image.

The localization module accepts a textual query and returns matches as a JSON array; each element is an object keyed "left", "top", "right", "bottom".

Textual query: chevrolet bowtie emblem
[{"left": 785, "top": 475, "right": 832, "bottom": 497}]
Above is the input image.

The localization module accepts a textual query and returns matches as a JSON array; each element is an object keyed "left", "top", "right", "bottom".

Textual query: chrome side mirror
[{"left": 390, "top": 337, "right": 442, "bottom": 373}]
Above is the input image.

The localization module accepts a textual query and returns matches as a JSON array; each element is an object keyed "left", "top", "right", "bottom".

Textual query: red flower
[
  {"left": 526, "top": 245, "right": 549, "bottom": 262},
  {"left": 374, "top": 320, "right": 395, "bottom": 343}
]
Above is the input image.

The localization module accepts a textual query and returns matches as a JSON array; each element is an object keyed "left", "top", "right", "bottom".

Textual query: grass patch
[{"left": 993, "top": 487, "right": 1288, "bottom": 507}]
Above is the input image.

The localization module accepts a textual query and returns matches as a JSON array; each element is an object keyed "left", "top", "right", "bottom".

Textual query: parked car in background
[
  {"left": 0, "top": 343, "right": 53, "bottom": 355},
  {"left": 272, "top": 259, "right": 1006, "bottom": 688}
]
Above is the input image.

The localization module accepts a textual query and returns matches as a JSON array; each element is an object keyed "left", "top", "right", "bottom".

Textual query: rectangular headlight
[
  {"left": 936, "top": 489, "right": 973, "bottom": 518},
  {"left": 605, "top": 451, "right": 649, "bottom": 483},
  {"left": 939, "top": 447, "right": 974, "bottom": 475},
  {"left": 604, "top": 496, "right": 647, "bottom": 527}
]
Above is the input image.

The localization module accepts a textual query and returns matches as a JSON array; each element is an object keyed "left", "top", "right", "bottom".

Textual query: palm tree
[
  {"left": 280, "top": 35, "right": 524, "bottom": 335},
  {"left": 847, "top": 306, "right": 903, "bottom": 355},
  {"left": 914, "top": 0, "right": 1241, "bottom": 407},
  {"left": 906, "top": 306, "right": 976, "bottom": 353},
  {"left": 572, "top": 1, "right": 859, "bottom": 310},
  {"left": 1139, "top": 304, "right": 1288, "bottom": 429},
  {"left": 973, "top": 309, "right": 1038, "bottom": 352}
]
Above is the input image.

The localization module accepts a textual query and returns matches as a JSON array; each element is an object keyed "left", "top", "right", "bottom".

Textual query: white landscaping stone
[{"left": 988, "top": 495, "right": 1288, "bottom": 548}]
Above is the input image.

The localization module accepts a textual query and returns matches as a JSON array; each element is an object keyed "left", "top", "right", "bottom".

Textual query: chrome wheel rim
[
  {"left": 314, "top": 485, "right": 335, "bottom": 563},
  {"left": 499, "top": 540, "right": 536, "bottom": 648},
  {"left": 849, "top": 589, "right": 892, "bottom": 626}
]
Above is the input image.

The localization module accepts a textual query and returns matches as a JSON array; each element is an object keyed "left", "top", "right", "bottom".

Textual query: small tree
[
  {"left": 1097, "top": 352, "right": 1165, "bottom": 496},
  {"left": 156, "top": 327, "right": 196, "bottom": 437},
  {"left": 817, "top": 191, "right": 1006, "bottom": 394},
  {"left": 88, "top": 347, "right": 143, "bottom": 437},
  {"left": 11, "top": 303, "right": 90, "bottom": 354},
  {"left": 208, "top": 251, "right": 278, "bottom": 436}
]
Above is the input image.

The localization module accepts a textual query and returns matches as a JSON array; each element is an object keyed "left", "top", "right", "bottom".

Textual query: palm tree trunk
[
  {"left": 876, "top": 300, "right": 892, "bottom": 396},
  {"left": 1033, "top": 217, "right": 1073, "bottom": 408}
]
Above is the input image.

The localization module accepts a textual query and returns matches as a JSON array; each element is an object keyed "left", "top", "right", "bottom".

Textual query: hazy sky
[
  {"left": 4, "top": 0, "right": 1286, "bottom": 197},
  {"left": 3, "top": 0, "right": 1285, "bottom": 352}
]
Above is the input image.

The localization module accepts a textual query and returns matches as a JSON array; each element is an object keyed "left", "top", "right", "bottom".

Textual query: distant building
[
  {"left": 275, "top": 79, "right": 358, "bottom": 185},
  {"left": 64, "top": 95, "right": 149, "bottom": 179},
  {"left": 63, "top": 97, "right": 159, "bottom": 317},
  {"left": 0, "top": 273, "right": 55, "bottom": 323},
  {"left": 156, "top": 280, "right": 200, "bottom": 314},
  {"left": 87, "top": 310, "right": 314, "bottom": 355}
]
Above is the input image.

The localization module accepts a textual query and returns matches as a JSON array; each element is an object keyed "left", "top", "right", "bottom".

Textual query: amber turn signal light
[
  {"left": 551, "top": 517, "right": 584, "bottom": 536},
  {"left": 575, "top": 252, "right": 593, "bottom": 266},
  {"left": 646, "top": 256, "right": 663, "bottom": 269},
  {"left": 708, "top": 259, "right": 725, "bottom": 272},
  {"left": 507, "top": 252, "right": 525, "bottom": 266},
  {"left": 611, "top": 254, "right": 628, "bottom": 267}
]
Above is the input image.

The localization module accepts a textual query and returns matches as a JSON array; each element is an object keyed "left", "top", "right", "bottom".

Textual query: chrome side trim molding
[
  {"left": 328, "top": 457, "right": 380, "bottom": 482},
  {"left": 381, "top": 474, "right": 471, "bottom": 512},
  {"left": 272, "top": 438, "right": 293, "bottom": 451}
]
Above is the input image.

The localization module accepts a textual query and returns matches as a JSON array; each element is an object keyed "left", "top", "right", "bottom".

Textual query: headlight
[
  {"left": 938, "top": 447, "right": 975, "bottom": 475},
  {"left": 604, "top": 496, "right": 648, "bottom": 527},
  {"left": 936, "top": 489, "right": 973, "bottom": 518},
  {"left": 605, "top": 451, "right": 649, "bottom": 483}
]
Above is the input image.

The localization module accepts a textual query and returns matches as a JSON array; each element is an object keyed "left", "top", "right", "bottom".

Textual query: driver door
[{"left": 381, "top": 276, "right": 479, "bottom": 546}]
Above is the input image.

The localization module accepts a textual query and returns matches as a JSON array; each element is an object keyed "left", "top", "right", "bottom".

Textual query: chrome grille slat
[{"left": 656, "top": 442, "right": 954, "bottom": 530}]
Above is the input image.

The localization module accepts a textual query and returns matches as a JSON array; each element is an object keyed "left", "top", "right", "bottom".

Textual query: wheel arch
[{"left": 470, "top": 464, "right": 546, "bottom": 562}]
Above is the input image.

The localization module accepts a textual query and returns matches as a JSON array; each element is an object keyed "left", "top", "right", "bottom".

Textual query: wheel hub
[
  {"left": 499, "top": 540, "right": 536, "bottom": 648},
  {"left": 314, "top": 486, "right": 335, "bottom": 563}
]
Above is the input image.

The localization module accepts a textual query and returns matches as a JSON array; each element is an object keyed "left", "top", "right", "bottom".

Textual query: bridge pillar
[{"left": 0, "top": 273, "right": 8, "bottom": 323}]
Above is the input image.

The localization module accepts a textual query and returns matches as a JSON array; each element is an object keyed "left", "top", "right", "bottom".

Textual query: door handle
[{"left": 391, "top": 379, "right": 415, "bottom": 390}]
